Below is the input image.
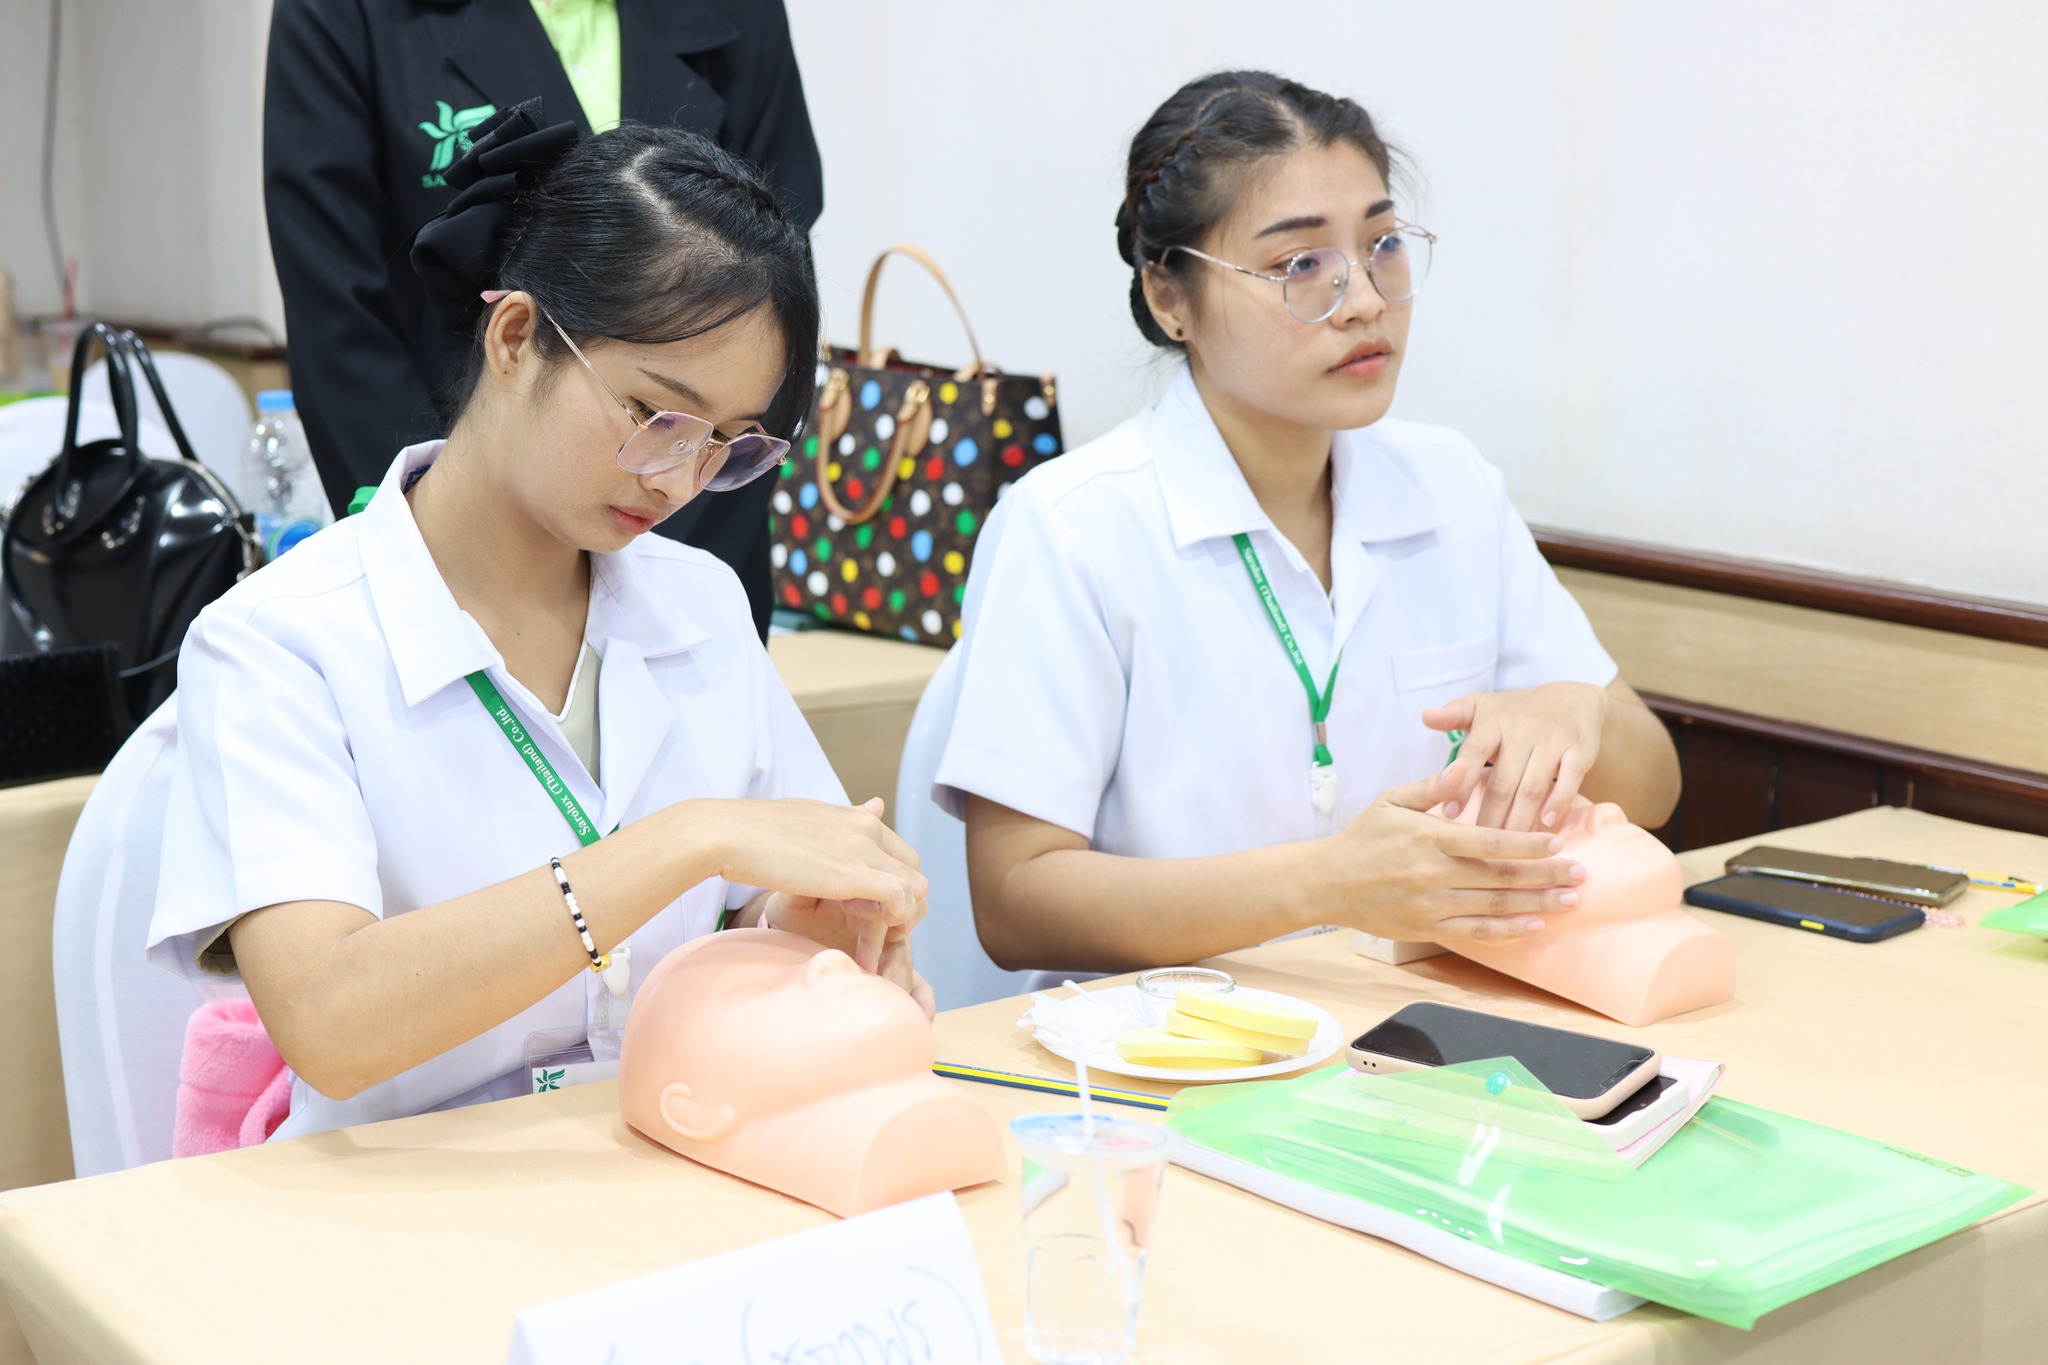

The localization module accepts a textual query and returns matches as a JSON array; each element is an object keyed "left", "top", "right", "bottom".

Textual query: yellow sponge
[
  {"left": 1174, "top": 989, "right": 1318, "bottom": 1042},
  {"left": 1115, "top": 1028, "right": 1262, "bottom": 1069},
  {"left": 1163, "top": 1008, "right": 1309, "bottom": 1059}
]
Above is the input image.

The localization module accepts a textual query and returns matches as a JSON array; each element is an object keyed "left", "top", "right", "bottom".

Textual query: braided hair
[
  {"left": 417, "top": 116, "right": 819, "bottom": 439},
  {"left": 1114, "top": 71, "right": 1398, "bottom": 350}
]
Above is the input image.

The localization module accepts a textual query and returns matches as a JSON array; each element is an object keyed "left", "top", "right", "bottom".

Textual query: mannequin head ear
[{"left": 659, "top": 1081, "right": 736, "bottom": 1142}]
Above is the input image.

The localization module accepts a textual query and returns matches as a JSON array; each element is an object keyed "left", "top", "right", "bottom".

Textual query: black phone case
[{"left": 1684, "top": 873, "right": 1925, "bottom": 942}]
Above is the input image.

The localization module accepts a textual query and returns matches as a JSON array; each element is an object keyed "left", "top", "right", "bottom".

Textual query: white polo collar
[
  {"left": 359, "top": 442, "right": 710, "bottom": 708},
  {"left": 1147, "top": 364, "right": 1450, "bottom": 554}
]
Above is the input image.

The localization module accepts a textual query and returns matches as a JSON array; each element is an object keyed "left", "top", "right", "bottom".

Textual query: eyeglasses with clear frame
[
  {"left": 542, "top": 311, "right": 790, "bottom": 493},
  {"left": 1159, "top": 224, "right": 1437, "bottom": 324}
]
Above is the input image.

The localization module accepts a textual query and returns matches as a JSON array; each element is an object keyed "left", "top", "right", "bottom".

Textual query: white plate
[{"left": 1024, "top": 984, "right": 1345, "bottom": 1084}]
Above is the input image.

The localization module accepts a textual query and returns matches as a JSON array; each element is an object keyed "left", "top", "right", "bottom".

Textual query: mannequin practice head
[
  {"left": 1536, "top": 799, "right": 1687, "bottom": 928},
  {"left": 619, "top": 929, "right": 1005, "bottom": 1217},
  {"left": 1436, "top": 791, "right": 1737, "bottom": 1027}
]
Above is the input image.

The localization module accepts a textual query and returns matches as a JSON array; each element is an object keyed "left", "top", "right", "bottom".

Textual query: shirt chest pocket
[
  {"left": 1391, "top": 631, "right": 1499, "bottom": 769},
  {"left": 1393, "top": 631, "right": 1500, "bottom": 699}
]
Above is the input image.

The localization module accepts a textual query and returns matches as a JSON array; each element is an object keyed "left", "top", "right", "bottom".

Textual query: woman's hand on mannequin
[
  {"left": 752, "top": 889, "right": 935, "bottom": 1017},
  {"left": 1423, "top": 678, "right": 1681, "bottom": 832},
  {"left": 1425, "top": 681, "right": 1609, "bottom": 832},
  {"left": 964, "top": 771, "right": 1585, "bottom": 976},
  {"left": 753, "top": 892, "right": 937, "bottom": 1019},
  {"left": 695, "top": 796, "right": 928, "bottom": 926},
  {"left": 877, "top": 922, "right": 936, "bottom": 1018},
  {"left": 1310, "top": 772, "right": 1586, "bottom": 942},
  {"left": 734, "top": 798, "right": 935, "bottom": 1015},
  {"left": 746, "top": 894, "right": 934, "bottom": 1016}
]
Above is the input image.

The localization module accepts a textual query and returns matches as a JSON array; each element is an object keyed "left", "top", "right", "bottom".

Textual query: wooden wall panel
[
  {"left": 1774, "top": 747, "right": 1883, "bottom": 830},
  {"left": 1666, "top": 727, "right": 1777, "bottom": 850},
  {"left": 1556, "top": 568, "right": 2048, "bottom": 774},
  {"left": 1533, "top": 534, "right": 2048, "bottom": 850},
  {"left": 1643, "top": 693, "right": 2048, "bottom": 851}
]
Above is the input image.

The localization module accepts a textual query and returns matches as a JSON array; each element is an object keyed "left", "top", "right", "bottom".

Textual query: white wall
[
  {"left": 0, "top": 0, "right": 278, "bottom": 331},
  {"left": 7, "top": 1, "right": 2042, "bottom": 602},
  {"left": 1, "top": 0, "right": 86, "bottom": 320},
  {"left": 785, "top": 1, "right": 2048, "bottom": 605}
]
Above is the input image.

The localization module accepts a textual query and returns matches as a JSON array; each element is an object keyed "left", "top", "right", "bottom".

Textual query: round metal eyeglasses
[
  {"left": 1162, "top": 224, "right": 1436, "bottom": 323},
  {"left": 544, "top": 311, "right": 790, "bottom": 492}
]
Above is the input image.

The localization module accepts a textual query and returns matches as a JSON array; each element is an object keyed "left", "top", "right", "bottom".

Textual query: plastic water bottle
[{"left": 240, "top": 390, "right": 331, "bottom": 560}]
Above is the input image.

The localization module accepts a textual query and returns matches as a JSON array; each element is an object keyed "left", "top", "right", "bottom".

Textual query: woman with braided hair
[
  {"left": 937, "top": 71, "right": 1679, "bottom": 974},
  {"left": 145, "top": 112, "right": 930, "bottom": 1139}
]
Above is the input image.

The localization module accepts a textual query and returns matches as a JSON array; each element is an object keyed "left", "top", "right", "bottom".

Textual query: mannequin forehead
[
  {"left": 637, "top": 933, "right": 826, "bottom": 1026},
  {"left": 677, "top": 932, "right": 817, "bottom": 969}
]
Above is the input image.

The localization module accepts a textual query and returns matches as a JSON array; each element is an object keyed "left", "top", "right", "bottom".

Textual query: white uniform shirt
[
  {"left": 147, "top": 442, "right": 844, "bottom": 1139},
  {"left": 935, "top": 365, "right": 1616, "bottom": 861}
]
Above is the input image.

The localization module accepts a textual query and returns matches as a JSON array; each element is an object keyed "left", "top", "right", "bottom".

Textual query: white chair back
[
  {"left": 81, "top": 351, "right": 251, "bottom": 481},
  {"left": 898, "top": 646, "right": 1034, "bottom": 1012},
  {"left": 0, "top": 396, "right": 179, "bottom": 513},
  {"left": 52, "top": 699, "right": 238, "bottom": 1176}
]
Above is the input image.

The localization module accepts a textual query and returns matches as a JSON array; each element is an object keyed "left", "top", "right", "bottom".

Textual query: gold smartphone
[{"left": 1723, "top": 846, "right": 1966, "bottom": 907}]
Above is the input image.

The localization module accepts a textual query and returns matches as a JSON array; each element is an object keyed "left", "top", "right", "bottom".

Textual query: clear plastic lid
[{"left": 1134, "top": 967, "right": 1235, "bottom": 1004}]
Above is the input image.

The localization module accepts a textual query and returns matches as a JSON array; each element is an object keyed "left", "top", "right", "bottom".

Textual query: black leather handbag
[{"left": 2, "top": 323, "right": 258, "bottom": 746}]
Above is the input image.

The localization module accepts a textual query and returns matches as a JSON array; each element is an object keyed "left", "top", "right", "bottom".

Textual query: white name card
[{"left": 505, "top": 1192, "right": 999, "bottom": 1365}]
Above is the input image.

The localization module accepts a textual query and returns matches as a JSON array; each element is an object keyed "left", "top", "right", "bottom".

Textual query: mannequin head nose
[{"left": 803, "top": 948, "right": 861, "bottom": 988}]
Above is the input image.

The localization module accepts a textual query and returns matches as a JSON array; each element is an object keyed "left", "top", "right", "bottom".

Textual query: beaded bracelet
[{"left": 549, "top": 856, "right": 609, "bottom": 973}]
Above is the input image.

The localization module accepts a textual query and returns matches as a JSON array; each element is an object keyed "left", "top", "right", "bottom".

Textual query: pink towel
[{"left": 173, "top": 998, "right": 295, "bottom": 1157}]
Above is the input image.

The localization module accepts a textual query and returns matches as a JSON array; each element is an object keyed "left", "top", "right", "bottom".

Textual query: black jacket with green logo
[{"left": 263, "top": 0, "right": 823, "bottom": 635}]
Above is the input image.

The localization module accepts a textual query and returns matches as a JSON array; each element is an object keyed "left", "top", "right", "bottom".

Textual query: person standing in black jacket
[{"left": 263, "top": 0, "right": 822, "bottom": 636}]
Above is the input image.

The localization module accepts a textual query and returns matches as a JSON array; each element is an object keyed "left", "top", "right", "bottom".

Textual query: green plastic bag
[
  {"left": 1168, "top": 1061, "right": 2027, "bottom": 1328},
  {"left": 1981, "top": 891, "right": 2048, "bottom": 937}
]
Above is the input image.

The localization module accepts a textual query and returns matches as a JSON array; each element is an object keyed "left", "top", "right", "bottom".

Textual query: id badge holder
[
  {"left": 1310, "top": 760, "right": 1338, "bottom": 839},
  {"left": 585, "top": 943, "right": 636, "bottom": 1061},
  {"left": 1297, "top": 761, "right": 1344, "bottom": 937},
  {"left": 525, "top": 945, "right": 637, "bottom": 1093},
  {"left": 525, "top": 1038, "right": 604, "bottom": 1094}
]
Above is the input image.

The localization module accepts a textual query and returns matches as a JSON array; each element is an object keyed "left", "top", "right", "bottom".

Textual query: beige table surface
[
  {"left": 763, "top": 631, "right": 946, "bottom": 823},
  {"left": 2, "top": 806, "right": 2044, "bottom": 1364}
]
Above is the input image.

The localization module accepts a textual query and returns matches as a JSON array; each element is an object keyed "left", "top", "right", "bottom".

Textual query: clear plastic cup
[
  {"left": 1010, "top": 1113, "right": 1175, "bottom": 1365},
  {"left": 1133, "top": 966, "right": 1234, "bottom": 1026}
]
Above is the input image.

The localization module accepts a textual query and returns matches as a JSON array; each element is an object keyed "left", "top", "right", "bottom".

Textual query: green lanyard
[
  {"left": 466, "top": 670, "right": 603, "bottom": 847},
  {"left": 350, "top": 487, "right": 607, "bottom": 846},
  {"left": 1234, "top": 532, "right": 1341, "bottom": 772}
]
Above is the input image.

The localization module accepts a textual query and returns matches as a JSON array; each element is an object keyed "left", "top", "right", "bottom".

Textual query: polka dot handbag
[{"left": 769, "top": 244, "right": 1063, "bottom": 644}]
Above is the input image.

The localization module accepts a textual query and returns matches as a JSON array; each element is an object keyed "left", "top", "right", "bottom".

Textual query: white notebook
[{"left": 1172, "top": 1141, "right": 1645, "bottom": 1321}]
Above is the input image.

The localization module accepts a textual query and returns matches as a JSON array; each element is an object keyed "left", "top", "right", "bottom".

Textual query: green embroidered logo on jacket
[{"left": 418, "top": 100, "right": 496, "bottom": 186}]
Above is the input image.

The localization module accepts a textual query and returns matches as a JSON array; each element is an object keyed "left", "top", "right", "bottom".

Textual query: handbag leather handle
[
  {"left": 60, "top": 322, "right": 141, "bottom": 463},
  {"left": 857, "top": 245, "right": 987, "bottom": 377},
  {"left": 110, "top": 330, "right": 202, "bottom": 469},
  {"left": 33, "top": 325, "right": 163, "bottom": 556},
  {"left": 815, "top": 380, "right": 931, "bottom": 526}
]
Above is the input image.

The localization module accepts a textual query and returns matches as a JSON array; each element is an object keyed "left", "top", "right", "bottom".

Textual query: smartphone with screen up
[{"left": 1346, "top": 1001, "right": 1660, "bottom": 1120}]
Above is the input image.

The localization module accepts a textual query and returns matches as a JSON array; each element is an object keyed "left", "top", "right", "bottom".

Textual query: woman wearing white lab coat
[
  {"left": 937, "top": 72, "right": 1679, "bottom": 974},
  {"left": 147, "top": 111, "right": 928, "bottom": 1139}
]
